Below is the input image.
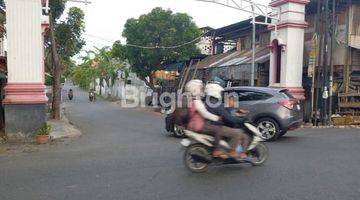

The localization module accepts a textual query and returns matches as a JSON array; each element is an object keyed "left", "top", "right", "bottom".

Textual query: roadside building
[
  {"left": 304, "top": 0, "right": 360, "bottom": 117},
  {"left": 197, "top": 26, "right": 215, "bottom": 55},
  {"left": 194, "top": 0, "right": 360, "bottom": 121},
  {"left": 195, "top": 16, "right": 271, "bottom": 87}
]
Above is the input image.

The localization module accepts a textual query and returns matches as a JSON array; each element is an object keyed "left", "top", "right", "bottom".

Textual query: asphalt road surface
[{"left": 1, "top": 86, "right": 359, "bottom": 200}]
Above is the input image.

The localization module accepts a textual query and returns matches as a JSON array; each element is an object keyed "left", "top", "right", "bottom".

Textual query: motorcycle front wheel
[
  {"left": 248, "top": 143, "right": 268, "bottom": 166},
  {"left": 183, "top": 143, "right": 211, "bottom": 173}
]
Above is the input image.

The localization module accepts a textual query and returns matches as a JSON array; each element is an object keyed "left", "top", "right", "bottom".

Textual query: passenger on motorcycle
[
  {"left": 185, "top": 80, "right": 228, "bottom": 158},
  {"left": 204, "top": 82, "right": 250, "bottom": 159}
]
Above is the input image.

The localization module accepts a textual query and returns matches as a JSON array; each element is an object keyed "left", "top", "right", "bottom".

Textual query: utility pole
[
  {"left": 314, "top": 0, "right": 323, "bottom": 126},
  {"left": 322, "top": 0, "right": 329, "bottom": 125},
  {"left": 344, "top": 0, "right": 351, "bottom": 94},
  {"left": 329, "top": 0, "right": 335, "bottom": 123},
  {"left": 251, "top": 4, "right": 256, "bottom": 87}
]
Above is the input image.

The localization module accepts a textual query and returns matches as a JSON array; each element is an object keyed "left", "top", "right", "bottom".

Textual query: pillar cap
[{"left": 270, "top": 0, "right": 310, "bottom": 7}]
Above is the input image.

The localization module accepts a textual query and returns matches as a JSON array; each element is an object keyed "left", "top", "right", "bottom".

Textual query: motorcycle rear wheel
[
  {"left": 183, "top": 144, "right": 210, "bottom": 173},
  {"left": 248, "top": 143, "right": 268, "bottom": 166}
]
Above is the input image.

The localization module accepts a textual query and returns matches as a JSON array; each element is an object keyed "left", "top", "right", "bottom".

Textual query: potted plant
[{"left": 36, "top": 123, "right": 52, "bottom": 144}]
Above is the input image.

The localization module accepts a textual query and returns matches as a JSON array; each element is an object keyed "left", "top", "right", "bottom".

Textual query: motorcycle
[
  {"left": 89, "top": 92, "right": 95, "bottom": 102},
  {"left": 181, "top": 123, "right": 268, "bottom": 173}
]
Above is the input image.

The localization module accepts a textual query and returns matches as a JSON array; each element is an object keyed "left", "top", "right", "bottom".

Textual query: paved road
[{"left": 1, "top": 86, "right": 360, "bottom": 200}]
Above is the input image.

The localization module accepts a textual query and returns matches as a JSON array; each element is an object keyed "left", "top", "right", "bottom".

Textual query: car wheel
[
  {"left": 256, "top": 118, "right": 280, "bottom": 141},
  {"left": 174, "top": 125, "right": 186, "bottom": 138}
]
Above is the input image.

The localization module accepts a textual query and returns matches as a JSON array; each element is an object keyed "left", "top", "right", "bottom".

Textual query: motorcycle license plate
[{"left": 181, "top": 139, "right": 191, "bottom": 147}]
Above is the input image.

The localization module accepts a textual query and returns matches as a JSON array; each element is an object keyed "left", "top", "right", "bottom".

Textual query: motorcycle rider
[
  {"left": 185, "top": 80, "right": 228, "bottom": 158},
  {"left": 89, "top": 89, "right": 96, "bottom": 101},
  {"left": 204, "top": 82, "right": 250, "bottom": 159},
  {"left": 68, "top": 89, "right": 74, "bottom": 100}
]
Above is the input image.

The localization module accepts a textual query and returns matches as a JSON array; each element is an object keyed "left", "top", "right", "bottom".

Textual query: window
[
  {"left": 272, "top": 39, "right": 282, "bottom": 83},
  {"left": 236, "top": 90, "right": 272, "bottom": 101}
]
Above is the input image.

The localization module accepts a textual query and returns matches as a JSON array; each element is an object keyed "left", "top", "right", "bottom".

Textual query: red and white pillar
[
  {"left": 4, "top": 0, "right": 48, "bottom": 139},
  {"left": 269, "top": 0, "right": 309, "bottom": 100}
]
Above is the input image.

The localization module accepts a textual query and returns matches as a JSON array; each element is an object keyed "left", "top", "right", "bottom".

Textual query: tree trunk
[
  {"left": 141, "top": 76, "right": 156, "bottom": 91},
  {"left": 49, "top": 13, "right": 62, "bottom": 120}
]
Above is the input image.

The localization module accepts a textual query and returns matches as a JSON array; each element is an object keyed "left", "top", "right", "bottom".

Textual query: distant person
[{"left": 68, "top": 89, "right": 74, "bottom": 100}]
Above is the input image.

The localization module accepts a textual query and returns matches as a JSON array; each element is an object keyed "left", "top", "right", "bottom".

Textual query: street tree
[
  {"left": 46, "top": 1, "right": 85, "bottom": 120},
  {"left": 122, "top": 7, "right": 200, "bottom": 90},
  {"left": 0, "top": 0, "right": 5, "bottom": 33},
  {"left": 72, "top": 47, "right": 126, "bottom": 97},
  {"left": 72, "top": 55, "right": 97, "bottom": 90}
]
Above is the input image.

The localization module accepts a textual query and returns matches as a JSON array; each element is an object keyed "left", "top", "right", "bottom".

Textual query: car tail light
[{"left": 278, "top": 99, "right": 298, "bottom": 110}]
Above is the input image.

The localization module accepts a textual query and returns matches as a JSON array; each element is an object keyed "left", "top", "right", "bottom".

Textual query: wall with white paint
[
  {"left": 6, "top": 0, "right": 43, "bottom": 83},
  {"left": 269, "top": 1, "right": 307, "bottom": 88}
]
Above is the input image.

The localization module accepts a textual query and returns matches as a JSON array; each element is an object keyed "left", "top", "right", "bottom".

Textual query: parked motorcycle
[
  {"left": 89, "top": 92, "right": 95, "bottom": 102},
  {"left": 181, "top": 123, "right": 268, "bottom": 173},
  {"left": 68, "top": 89, "right": 74, "bottom": 100}
]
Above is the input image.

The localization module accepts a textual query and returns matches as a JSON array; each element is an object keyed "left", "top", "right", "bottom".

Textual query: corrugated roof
[
  {"left": 194, "top": 50, "right": 236, "bottom": 69},
  {"left": 224, "top": 47, "right": 269, "bottom": 67},
  {"left": 196, "top": 46, "right": 270, "bottom": 70}
]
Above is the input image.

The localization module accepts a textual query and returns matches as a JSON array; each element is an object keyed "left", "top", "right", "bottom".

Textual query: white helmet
[
  {"left": 185, "top": 79, "right": 204, "bottom": 97},
  {"left": 205, "top": 83, "right": 224, "bottom": 99}
]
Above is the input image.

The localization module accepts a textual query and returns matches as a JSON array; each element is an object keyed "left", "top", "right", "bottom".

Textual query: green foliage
[
  {"left": 62, "top": 59, "right": 76, "bottom": 78},
  {"left": 72, "top": 65, "right": 94, "bottom": 89},
  {"left": 49, "top": 0, "right": 67, "bottom": 21},
  {"left": 0, "top": 0, "right": 5, "bottom": 32},
  {"left": 72, "top": 47, "right": 128, "bottom": 90},
  {"left": 122, "top": 7, "right": 200, "bottom": 83},
  {"left": 55, "top": 7, "right": 85, "bottom": 59},
  {"left": 45, "top": 74, "right": 53, "bottom": 86},
  {"left": 0, "top": 0, "right": 5, "bottom": 9},
  {"left": 111, "top": 41, "right": 127, "bottom": 60},
  {"left": 45, "top": 5, "right": 85, "bottom": 85},
  {"left": 36, "top": 123, "right": 52, "bottom": 136}
]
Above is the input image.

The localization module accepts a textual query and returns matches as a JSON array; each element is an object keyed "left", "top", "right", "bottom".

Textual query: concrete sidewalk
[
  {"left": 48, "top": 116, "right": 82, "bottom": 140},
  {"left": 0, "top": 107, "right": 82, "bottom": 155}
]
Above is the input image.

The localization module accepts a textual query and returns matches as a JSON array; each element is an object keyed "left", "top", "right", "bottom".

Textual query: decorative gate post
[
  {"left": 4, "top": 0, "right": 48, "bottom": 139},
  {"left": 269, "top": 0, "right": 309, "bottom": 100}
]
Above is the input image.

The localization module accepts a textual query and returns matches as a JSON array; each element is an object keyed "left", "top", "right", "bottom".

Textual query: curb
[{"left": 301, "top": 125, "right": 360, "bottom": 129}]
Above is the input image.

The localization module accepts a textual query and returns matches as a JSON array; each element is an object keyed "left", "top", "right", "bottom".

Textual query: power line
[{"left": 83, "top": 32, "right": 207, "bottom": 49}]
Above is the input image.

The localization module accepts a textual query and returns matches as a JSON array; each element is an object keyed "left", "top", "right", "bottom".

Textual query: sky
[{"left": 64, "top": 0, "right": 271, "bottom": 56}]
